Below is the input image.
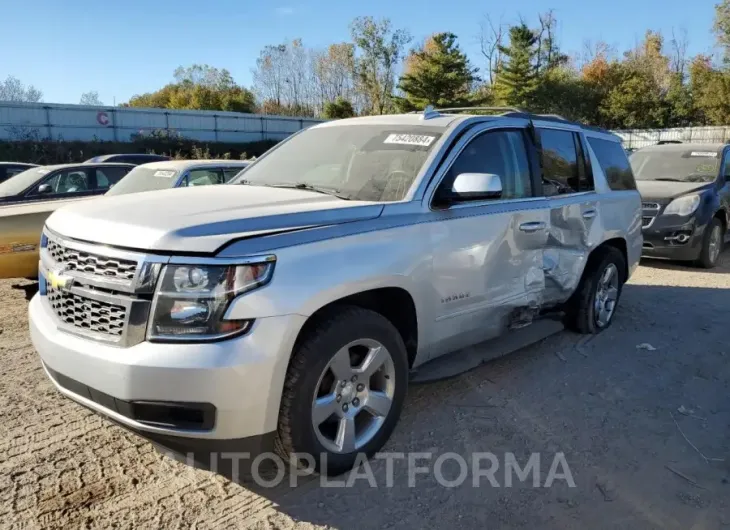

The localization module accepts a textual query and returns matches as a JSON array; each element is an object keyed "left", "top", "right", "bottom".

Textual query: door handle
[
  {"left": 519, "top": 221, "right": 546, "bottom": 233},
  {"left": 582, "top": 209, "right": 597, "bottom": 219}
]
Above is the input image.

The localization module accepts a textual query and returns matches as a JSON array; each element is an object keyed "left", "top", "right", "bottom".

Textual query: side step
[{"left": 409, "top": 318, "right": 565, "bottom": 384}]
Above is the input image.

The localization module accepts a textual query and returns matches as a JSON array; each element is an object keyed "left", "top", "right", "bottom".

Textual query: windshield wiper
[
  {"left": 237, "top": 180, "right": 351, "bottom": 199},
  {"left": 269, "top": 183, "right": 351, "bottom": 200},
  {"left": 653, "top": 178, "right": 683, "bottom": 182}
]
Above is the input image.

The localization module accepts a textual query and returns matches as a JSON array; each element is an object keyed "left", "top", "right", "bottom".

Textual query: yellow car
[
  {"left": 0, "top": 160, "right": 249, "bottom": 279},
  {"left": 0, "top": 162, "right": 134, "bottom": 279}
]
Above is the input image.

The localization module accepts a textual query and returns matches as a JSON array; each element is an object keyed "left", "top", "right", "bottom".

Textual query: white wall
[{"left": 0, "top": 102, "right": 324, "bottom": 143}]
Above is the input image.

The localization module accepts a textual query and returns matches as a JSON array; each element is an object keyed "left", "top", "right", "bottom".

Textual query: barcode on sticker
[
  {"left": 690, "top": 151, "right": 717, "bottom": 157},
  {"left": 384, "top": 133, "right": 436, "bottom": 147},
  {"left": 153, "top": 170, "right": 176, "bottom": 178}
]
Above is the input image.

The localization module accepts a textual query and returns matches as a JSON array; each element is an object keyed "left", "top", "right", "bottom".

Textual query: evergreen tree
[
  {"left": 493, "top": 24, "right": 539, "bottom": 109},
  {"left": 396, "top": 32, "right": 479, "bottom": 110},
  {"left": 323, "top": 97, "right": 356, "bottom": 119}
]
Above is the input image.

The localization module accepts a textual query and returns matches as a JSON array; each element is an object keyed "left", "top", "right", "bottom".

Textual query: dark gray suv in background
[{"left": 632, "top": 143, "right": 730, "bottom": 268}]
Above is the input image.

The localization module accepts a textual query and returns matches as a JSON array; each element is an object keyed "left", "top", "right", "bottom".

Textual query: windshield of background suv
[
  {"left": 0, "top": 167, "right": 51, "bottom": 197},
  {"left": 105, "top": 166, "right": 180, "bottom": 196},
  {"left": 630, "top": 149, "right": 720, "bottom": 183},
  {"left": 231, "top": 125, "right": 443, "bottom": 202}
]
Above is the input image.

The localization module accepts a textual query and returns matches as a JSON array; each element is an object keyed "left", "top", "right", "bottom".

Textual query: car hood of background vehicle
[
  {"left": 636, "top": 180, "right": 714, "bottom": 201},
  {"left": 45, "top": 185, "right": 384, "bottom": 254}
]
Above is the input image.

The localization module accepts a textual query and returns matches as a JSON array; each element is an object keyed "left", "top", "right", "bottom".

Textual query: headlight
[
  {"left": 148, "top": 259, "right": 275, "bottom": 342},
  {"left": 663, "top": 194, "right": 701, "bottom": 217}
]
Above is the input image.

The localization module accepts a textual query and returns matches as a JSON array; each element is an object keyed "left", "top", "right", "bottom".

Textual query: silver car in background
[{"left": 106, "top": 159, "right": 249, "bottom": 196}]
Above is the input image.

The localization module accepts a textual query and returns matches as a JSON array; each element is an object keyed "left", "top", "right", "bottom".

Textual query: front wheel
[
  {"left": 696, "top": 218, "right": 724, "bottom": 269},
  {"left": 565, "top": 246, "right": 626, "bottom": 334},
  {"left": 275, "top": 306, "right": 408, "bottom": 475}
]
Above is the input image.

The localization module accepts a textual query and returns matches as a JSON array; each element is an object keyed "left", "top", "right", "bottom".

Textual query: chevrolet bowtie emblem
[{"left": 47, "top": 269, "right": 74, "bottom": 291}]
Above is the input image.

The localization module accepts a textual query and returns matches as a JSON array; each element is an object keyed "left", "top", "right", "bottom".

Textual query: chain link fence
[{"left": 614, "top": 126, "right": 730, "bottom": 149}]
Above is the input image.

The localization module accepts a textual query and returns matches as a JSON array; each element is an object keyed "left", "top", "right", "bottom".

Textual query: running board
[{"left": 409, "top": 318, "right": 565, "bottom": 384}]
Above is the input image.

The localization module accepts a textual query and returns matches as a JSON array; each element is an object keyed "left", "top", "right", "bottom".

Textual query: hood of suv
[
  {"left": 636, "top": 180, "right": 714, "bottom": 201},
  {"left": 45, "top": 185, "right": 384, "bottom": 253}
]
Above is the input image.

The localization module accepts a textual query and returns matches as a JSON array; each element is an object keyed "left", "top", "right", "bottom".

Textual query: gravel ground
[{"left": 1, "top": 254, "right": 729, "bottom": 529}]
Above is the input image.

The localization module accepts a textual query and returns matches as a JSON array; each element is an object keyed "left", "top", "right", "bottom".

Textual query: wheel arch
[
  {"left": 293, "top": 286, "right": 420, "bottom": 369},
  {"left": 582, "top": 237, "right": 629, "bottom": 285}
]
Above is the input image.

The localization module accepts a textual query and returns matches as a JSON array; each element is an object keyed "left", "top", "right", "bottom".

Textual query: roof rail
[
  {"left": 424, "top": 105, "right": 612, "bottom": 137},
  {"left": 536, "top": 113, "right": 568, "bottom": 121},
  {"left": 435, "top": 106, "right": 527, "bottom": 115}
]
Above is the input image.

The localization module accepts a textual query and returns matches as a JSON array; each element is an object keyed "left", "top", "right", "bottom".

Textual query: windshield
[
  {"left": 0, "top": 167, "right": 51, "bottom": 197},
  {"left": 630, "top": 149, "right": 719, "bottom": 183},
  {"left": 231, "top": 125, "right": 443, "bottom": 202},
  {"left": 105, "top": 166, "right": 180, "bottom": 196}
]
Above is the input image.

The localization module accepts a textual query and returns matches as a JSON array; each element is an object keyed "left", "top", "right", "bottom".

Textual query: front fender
[{"left": 223, "top": 224, "right": 433, "bottom": 337}]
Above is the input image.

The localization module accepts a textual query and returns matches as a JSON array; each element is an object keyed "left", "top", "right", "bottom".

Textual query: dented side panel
[
  {"left": 543, "top": 194, "right": 600, "bottom": 305},
  {"left": 424, "top": 199, "right": 550, "bottom": 363}
]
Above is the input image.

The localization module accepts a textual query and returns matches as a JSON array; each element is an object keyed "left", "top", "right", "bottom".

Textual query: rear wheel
[
  {"left": 275, "top": 306, "right": 408, "bottom": 475},
  {"left": 696, "top": 218, "right": 724, "bottom": 269},
  {"left": 565, "top": 246, "right": 626, "bottom": 334}
]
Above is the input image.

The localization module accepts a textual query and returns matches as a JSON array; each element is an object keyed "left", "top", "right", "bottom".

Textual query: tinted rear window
[{"left": 587, "top": 138, "right": 637, "bottom": 190}]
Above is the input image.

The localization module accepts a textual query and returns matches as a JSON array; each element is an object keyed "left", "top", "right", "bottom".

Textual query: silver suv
[{"left": 29, "top": 108, "right": 642, "bottom": 475}]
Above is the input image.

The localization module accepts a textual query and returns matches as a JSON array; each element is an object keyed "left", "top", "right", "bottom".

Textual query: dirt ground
[{"left": 1, "top": 254, "right": 729, "bottom": 529}]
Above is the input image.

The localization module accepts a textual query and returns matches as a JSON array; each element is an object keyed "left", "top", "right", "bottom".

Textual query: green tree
[
  {"left": 350, "top": 16, "right": 411, "bottom": 114},
  {"left": 600, "top": 65, "right": 666, "bottom": 128},
  {"left": 395, "top": 32, "right": 479, "bottom": 110},
  {"left": 690, "top": 55, "right": 730, "bottom": 125},
  {"left": 493, "top": 24, "right": 539, "bottom": 109},
  {"left": 532, "top": 66, "right": 589, "bottom": 121},
  {"left": 664, "top": 72, "right": 695, "bottom": 126},
  {"left": 258, "top": 99, "right": 315, "bottom": 117},
  {"left": 128, "top": 65, "right": 256, "bottom": 113},
  {"left": 714, "top": 0, "right": 730, "bottom": 63},
  {"left": 323, "top": 97, "right": 356, "bottom": 119}
]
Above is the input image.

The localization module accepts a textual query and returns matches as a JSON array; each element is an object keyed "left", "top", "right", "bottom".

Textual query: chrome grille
[
  {"left": 642, "top": 216, "right": 655, "bottom": 228},
  {"left": 46, "top": 286, "right": 126, "bottom": 337},
  {"left": 47, "top": 239, "right": 137, "bottom": 281}
]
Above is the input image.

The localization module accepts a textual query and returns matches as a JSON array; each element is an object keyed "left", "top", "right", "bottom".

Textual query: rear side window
[
  {"left": 223, "top": 167, "right": 244, "bottom": 182},
  {"left": 538, "top": 128, "right": 586, "bottom": 195},
  {"left": 95, "top": 167, "right": 131, "bottom": 189},
  {"left": 184, "top": 168, "right": 226, "bottom": 187},
  {"left": 587, "top": 137, "right": 637, "bottom": 190}
]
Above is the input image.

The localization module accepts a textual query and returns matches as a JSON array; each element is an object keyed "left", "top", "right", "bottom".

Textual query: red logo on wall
[{"left": 97, "top": 111, "right": 110, "bottom": 126}]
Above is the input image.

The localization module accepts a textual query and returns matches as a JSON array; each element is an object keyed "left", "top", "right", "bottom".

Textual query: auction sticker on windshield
[
  {"left": 384, "top": 133, "right": 436, "bottom": 147},
  {"left": 153, "top": 170, "right": 176, "bottom": 178},
  {"left": 690, "top": 151, "right": 718, "bottom": 157}
]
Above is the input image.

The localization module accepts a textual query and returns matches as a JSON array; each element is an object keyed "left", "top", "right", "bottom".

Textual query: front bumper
[
  {"left": 641, "top": 215, "right": 705, "bottom": 261},
  {"left": 30, "top": 294, "right": 306, "bottom": 444}
]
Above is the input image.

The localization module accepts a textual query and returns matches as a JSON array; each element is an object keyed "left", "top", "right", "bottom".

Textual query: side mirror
[
  {"left": 451, "top": 173, "right": 502, "bottom": 201},
  {"left": 37, "top": 183, "right": 52, "bottom": 194}
]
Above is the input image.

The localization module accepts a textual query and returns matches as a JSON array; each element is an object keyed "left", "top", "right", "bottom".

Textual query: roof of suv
[{"left": 313, "top": 109, "right": 615, "bottom": 138}]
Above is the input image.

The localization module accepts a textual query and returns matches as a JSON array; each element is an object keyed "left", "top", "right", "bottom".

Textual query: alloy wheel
[
  {"left": 311, "top": 339, "right": 396, "bottom": 454},
  {"left": 594, "top": 263, "right": 619, "bottom": 328}
]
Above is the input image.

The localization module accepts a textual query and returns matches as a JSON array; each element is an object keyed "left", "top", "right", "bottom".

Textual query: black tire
[
  {"left": 275, "top": 305, "right": 408, "bottom": 476},
  {"left": 695, "top": 218, "right": 724, "bottom": 269},
  {"left": 565, "top": 246, "right": 626, "bottom": 334}
]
